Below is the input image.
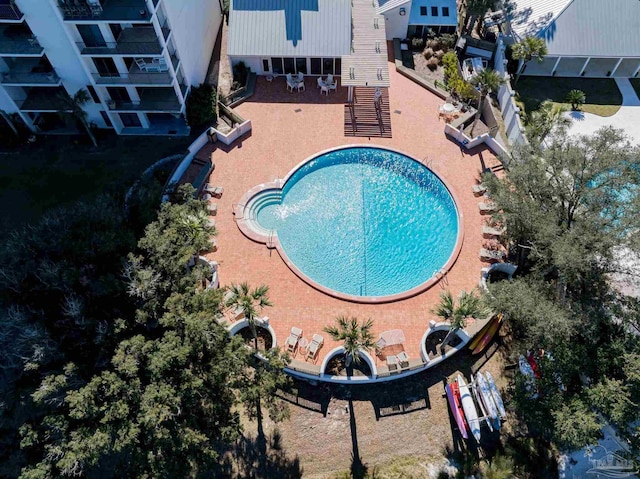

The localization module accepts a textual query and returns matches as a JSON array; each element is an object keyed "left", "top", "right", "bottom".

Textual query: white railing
[{"left": 494, "top": 35, "right": 528, "bottom": 146}]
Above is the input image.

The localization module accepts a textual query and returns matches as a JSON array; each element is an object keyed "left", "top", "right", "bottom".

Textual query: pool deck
[{"left": 201, "top": 57, "right": 503, "bottom": 373}]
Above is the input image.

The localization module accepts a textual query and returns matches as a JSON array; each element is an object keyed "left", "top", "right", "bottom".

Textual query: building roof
[
  {"left": 228, "top": 0, "right": 352, "bottom": 58},
  {"left": 376, "top": 0, "right": 411, "bottom": 15},
  {"left": 509, "top": 0, "right": 640, "bottom": 58}
]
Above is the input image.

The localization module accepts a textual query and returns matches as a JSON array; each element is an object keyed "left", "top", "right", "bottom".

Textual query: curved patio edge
[
  {"left": 227, "top": 317, "right": 278, "bottom": 350},
  {"left": 234, "top": 144, "right": 465, "bottom": 304}
]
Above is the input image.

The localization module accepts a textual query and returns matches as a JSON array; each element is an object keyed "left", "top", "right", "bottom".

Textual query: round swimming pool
[{"left": 239, "top": 146, "right": 462, "bottom": 301}]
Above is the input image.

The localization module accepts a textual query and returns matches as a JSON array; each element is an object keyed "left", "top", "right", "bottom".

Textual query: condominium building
[{"left": 0, "top": 0, "right": 222, "bottom": 136}]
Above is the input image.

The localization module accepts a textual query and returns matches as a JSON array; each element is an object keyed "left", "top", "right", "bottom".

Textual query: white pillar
[
  {"left": 551, "top": 56, "right": 562, "bottom": 75},
  {"left": 348, "top": 85, "right": 353, "bottom": 102},
  {"left": 610, "top": 58, "right": 624, "bottom": 77},
  {"left": 633, "top": 62, "right": 640, "bottom": 78},
  {"left": 579, "top": 57, "right": 591, "bottom": 76},
  {"left": 137, "top": 112, "right": 150, "bottom": 128}
]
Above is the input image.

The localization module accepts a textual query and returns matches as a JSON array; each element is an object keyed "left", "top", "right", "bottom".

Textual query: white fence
[{"left": 494, "top": 35, "right": 528, "bottom": 146}]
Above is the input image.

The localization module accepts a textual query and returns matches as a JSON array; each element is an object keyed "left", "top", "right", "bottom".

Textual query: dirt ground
[
  {"left": 411, "top": 51, "right": 446, "bottom": 85},
  {"left": 239, "top": 339, "right": 515, "bottom": 478}
]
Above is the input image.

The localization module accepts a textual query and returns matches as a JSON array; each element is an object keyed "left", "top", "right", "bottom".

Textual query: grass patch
[
  {"left": 630, "top": 78, "right": 640, "bottom": 100},
  {"left": 515, "top": 77, "right": 622, "bottom": 118},
  {"left": 0, "top": 132, "right": 192, "bottom": 231}
]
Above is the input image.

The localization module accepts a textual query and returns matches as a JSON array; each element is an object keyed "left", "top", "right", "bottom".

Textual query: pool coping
[{"left": 234, "top": 144, "right": 465, "bottom": 304}]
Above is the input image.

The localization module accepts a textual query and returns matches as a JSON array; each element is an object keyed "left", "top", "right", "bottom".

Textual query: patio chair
[
  {"left": 386, "top": 354, "right": 398, "bottom": 371},
  {"left": 297, "top": 80, "right": 305, "bottom": 92},
  {"left": 326, "top": 74, "right": 334, "bottom": 85},
  {"left": 306, "top": 334, "right": 324, "bottom": 361},
  {"left": 478, "top": 202, "right": 497, "bottom": 213},
  {"left": 204, "top": 184, "right": 224, "bottom": 197},
  {"left": 480, "top": 248, "right": 505, "bottom": 262},
  {"left": 482, "top": 225, "right": 504, "bottom": 237},
  {"left": 286, "top": 73, "right": 297, "bottom": 92},
  {"left": 134, "top": 58, "right": 148, "bottom": 72},
  {"left": 472, "top": 184, "right": 487, "bottom": 195},
  {"left": 320, "top": 85, "right": 329, "bottom": 96},
  {"left": 328, "top": 78, "right": 338, "bottom": 92},
  {"left": 317, "top": 76, "right": 325, "bottom": 88},
  {"left": 285, "top": 327, "right": 303, "bottom": 353},
  {"left": 297, "top": 72, "right": 304, "bottom": 83},
  {"left": 397, "top": 351, "right": 409, "bottom": 368},
  {"left": 375, "top": 337, "right": 387, "bottom": 352},
  {"left": 207, "top": 203, "right": 217, "bottom": 215}
]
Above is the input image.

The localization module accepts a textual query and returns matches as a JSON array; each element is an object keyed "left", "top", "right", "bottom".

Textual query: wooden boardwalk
[{"left": 344, "top": 87, "right": 392, "bottom": 138}]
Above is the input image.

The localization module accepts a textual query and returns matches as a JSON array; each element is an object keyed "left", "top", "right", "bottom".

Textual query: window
[
  {"left": 271, "top": 58, "right": 283, "bottom": 75},
  {"left": 310, "top": 58, "right": 322, "bottom": 75},
  {"left": 86, "top": 85, "right": 100, "bottom": 103},
  {"left": 262, "top": 59, "right": 269, "bottom": 72},
  {"left": 295, "top": 58, "right": 307, "bottom": 74},
  {"left": 334, "top": 58, "right": 341, "bottom": 76},
  {"left": 322, "top": 58, "right": 333, "bottom": 75},
  {"left": 119, "top": 112, "right": 141, "bottom": 127},
  {"left": 283, "top": 58, "right": 295, "bottom": 74},
  {"left": 442, "top": 6, "right": 450, "bottom": 16},
  {"left": 431, "top": 6, "right": 438, "bottom": 16},
  {"left": 420, "top": 6, "right": 427, "bottom": 15},
  {"left": 100, "top": 111, "right": 113, "bottom": 127}
]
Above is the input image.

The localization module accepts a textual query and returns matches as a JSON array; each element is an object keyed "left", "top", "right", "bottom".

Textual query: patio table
[
  {"left": 379, "top": 329, "right": 406, "bottom": 346},
  {"left": 443, "top": 102, "right": 456, "bottom": 113}
]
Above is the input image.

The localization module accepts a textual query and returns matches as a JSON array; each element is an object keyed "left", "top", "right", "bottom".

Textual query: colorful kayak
[
  {"left": 445, "top": 382, "right": 468, "bottom": 439},
  {"left": 476, "top": 372, "right": 501, "bottom": 430},
  {"left": 527, "top": 351, "right": 541, "bottom": 379},
  {"left": 484, "top": 371, "right": 506, "bottom": 418},
  {"left": 519, "top": 354, "right": 538, "bottom": 398},
  {"left": 471, "top": 314, "right": 503, "bottom": 355},
  {"left": 467, "top": 314, "right": 496, "bottom": 351},
  {"left": 470, "top": 374, "right": 493, "bottom": 432},
  {"left": 457, "top": 374, "right": 481, "bottom": 442}
]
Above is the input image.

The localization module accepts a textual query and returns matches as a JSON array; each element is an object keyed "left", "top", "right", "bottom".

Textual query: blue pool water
[{"left": 254, "top": 147, "right": 459, "bottom": 298}]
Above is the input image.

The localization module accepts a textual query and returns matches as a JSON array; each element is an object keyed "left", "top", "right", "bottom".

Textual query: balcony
[
  {"left": 107, "top": 88, "right": 181, "bottom": 112},
  {"left": 15, "top": 87, "right": 72, "bottom": 111},
  {"left": 1, "top": 70, "right": 61, "bottom": 85},
  {"left": 0, "top": 25, "right": 44, "bottom": 56},
  {"left": 0, "top": 1, "right": 24, "bottom": 21},
  {"left": 77, "top": 27, "right": 161, "bottom": 55},
  {"left": 58, "top": 0, "right": 151, "bottom": 22},
  {"left": 92, "top": 69, "right": 172, "bottom": 85}
]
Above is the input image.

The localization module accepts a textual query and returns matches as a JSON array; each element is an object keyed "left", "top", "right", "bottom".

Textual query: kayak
[
  {"left": 468, "top": 314, "right": 498, "bottom": 351},
  {"left": 445, "top": 382, "right": 468, "bottom": 439},
  {"left": 519, "top": 354, "right": 538, "bottom": 398},
  {"left": 470, "top": 374, "right": 493, "bottom": 432},
  {"left": 476, "top": 372, "right": 501, "bottom": 430},
  {"left": 484, "top": 371, "right": 506, "bottom": 418},
  {"left": 471, "top": 314, "right": 503, "bottom": 355},
  {"left": 527, "top": 351, "right": 541, "bottom": 379},
  {"left": 457, "top": 375, "right": 481, "bottom": 442}
]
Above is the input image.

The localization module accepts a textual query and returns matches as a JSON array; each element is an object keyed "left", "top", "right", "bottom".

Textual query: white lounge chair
[
  {"left": 472, "top": 184, "right": 487, "bottom": 195},
  {"left": 478, "top": 202, "right": 497, "bottom": 213},
  {"left": 204, "top": 184, "right": 223, "bottom": 197},
  {"left": 480, "top": 248, "right": 505, "bottom": 262},
  {"left": 306, "top": 334, "right": 324, "bottom": 361},
  {"left": 207, "top": 203, "right": 217, "bottom": 215},
  {"left": 206, "top": 219, "right": 216, "bottom": 228},
  {"left": 285, "top": 327, "right": 302, "bottom": 352},
  {"left": 397, "top": 351, "right": 409, "bottom": 367},
  {"left": 482, "top": 225, "right": 504, "bottom": 236}
]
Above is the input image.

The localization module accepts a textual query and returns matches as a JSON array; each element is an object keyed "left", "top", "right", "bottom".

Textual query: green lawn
[
  {"left": 515, "top": 77, "right": 623, "bottom": 118},
  {"left": 0, "top": 133, "right": 192, "bottom": 231},
  {"left": 630, "top": 78, "right": 640, "bottom": 100}
]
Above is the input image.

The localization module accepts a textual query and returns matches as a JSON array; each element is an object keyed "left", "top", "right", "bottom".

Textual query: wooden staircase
[{"left": 344, "top": 87, "right": 392, "bottom": 138}]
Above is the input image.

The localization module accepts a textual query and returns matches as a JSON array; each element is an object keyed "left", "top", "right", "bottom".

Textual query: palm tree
[
  {"left": 512, "top": 36, "right": 548, "bottom": 84},
  {"left": 225, "top": 282, "right": 272, "bottom": 351},
  {"left": 178, "top": 209, "right": 217, "bottom": 248},
  {"left": 323, "top": 316, "right": 375, "bottom": 370},
  {"left": 432, "top": 290, "right": 488, "bottom": 354},
  {"left": 526, "top": 100, "right": 572, "bottom": 143},
  {"left": 566, "top": 89, "right": 586, "bottom": 111},
  {"left": 57, "top": 89, "right": 98, "bottom": 147},
  {"left": 470, "top": 68, "right": 505, "bottom": 136}
]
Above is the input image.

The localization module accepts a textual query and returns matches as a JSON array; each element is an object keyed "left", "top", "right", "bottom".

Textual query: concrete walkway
[{"left": 565, "top": 78, "right": 640, "bottom": 145}]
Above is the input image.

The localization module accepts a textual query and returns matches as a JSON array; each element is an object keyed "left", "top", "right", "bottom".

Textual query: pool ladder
[{"left": 266, "top": 229, "right": 276, "bottom": 249}]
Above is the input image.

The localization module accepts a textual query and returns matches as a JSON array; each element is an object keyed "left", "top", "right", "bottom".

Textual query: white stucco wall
[
  {"left": 382, "top": 6, "right": 411, "bottom": 40},
  {"left": 14, "top": 0, "right": 106, "bottom": 126},
  {"left": 163, "top": 0, "right": 222, "bottom": 86}
]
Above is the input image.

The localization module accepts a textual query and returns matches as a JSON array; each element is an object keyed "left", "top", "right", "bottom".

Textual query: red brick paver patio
[{"left": 203, "top": 60, "right": 502, "bottom": 371}]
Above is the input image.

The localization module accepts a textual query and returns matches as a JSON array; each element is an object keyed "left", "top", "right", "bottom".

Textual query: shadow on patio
[{"left": 246, "top": 76, "right": 348, "bottom": 105}]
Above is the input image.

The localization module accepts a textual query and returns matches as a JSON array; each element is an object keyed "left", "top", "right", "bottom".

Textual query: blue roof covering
[{"left": 409, "top": 0, "right": 457, "bottom": 26}]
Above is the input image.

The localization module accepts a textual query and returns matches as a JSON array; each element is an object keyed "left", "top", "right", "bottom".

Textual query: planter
[{"left": 228, "top": 317, "right": 277, "bottom": 352}]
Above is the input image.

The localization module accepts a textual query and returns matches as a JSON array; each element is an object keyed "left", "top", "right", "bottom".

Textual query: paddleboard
[
  {"left": 484, "top": 371, "right": 506, "bottom": 418},
  {"left": 457, "top": 375, "right": 481, "bottom": 442},
  {"left": 471, "top": 373, "right": 493, "bottom": 432},
  {"left": 472, "top": 314, "right": 503, "bottom": 355},
  {"left": 477, "top": 372, "right": 501, "bottom": 430},
  {"left": 445, "top": 383, "right": 468, "bottom": 439}
]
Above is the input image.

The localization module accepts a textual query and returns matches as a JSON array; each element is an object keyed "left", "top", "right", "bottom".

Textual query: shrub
[
  {"left": 427, "top": 39, "right": 441, "bottom": 50},
  {"left": 232, "top": 61, "right": 248, "bottom": 86},
  {"left": 566, "top": 89, "right": 586, "bottom": 110},
  {"left": 442, "top": 52, "right": 478, "bottom": 103},
  {"left": 411, "top": 37, "right": 425, "bottom": 50},
  {"left": 434, "top": 49, "right": 446, "bottom": 61},
  {"left": 427, "top": 57, "right": 439, "bottom": 71},
  {"left": 422, "top": 47, "right": 434, "bottom": 59},
  {"left": 439, "top": 33, "right": 457, "bottom": 50},
  {"left": 185, "top": 83, "right": 217, "bottom": 129}
]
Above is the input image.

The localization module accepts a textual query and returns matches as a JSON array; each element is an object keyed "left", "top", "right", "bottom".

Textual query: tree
[
  {"left": 483, "top": 127, "right": 640, "bottom": 293},
  {"left": 58, "top": 89, "right": 98, "bottom": 147},
  {"left": 566, "top": 89, "right": 586, "bottom": 111},
  {"left": 185, "top": 83, "right": 217, "bottom": 129},
  {"left": 470, "top": 68, "right": 505, "bottom": 136},
  {"left": 225, "top": 282, "right": 272, "bottom": 351},
  {"left": 511, "top": 36, "right": 548, "bottom": 84},
  {"left": 526, "top": 100, "right": 572, "bottom": 143},
  {"left": 464, "top": 0, "right": 496, "bottom": 34},
  {"left": 323, "top": 316, "right": 375, "bottom": 369},
  {"left": 552, "top": 398, "right": 601, "bottom": 450},
  {"left": 587, "top": 378, "right": 638, "bottom": 427},
  {"left": 432, "top": 290, "right": 488, "bottom": 354}
]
